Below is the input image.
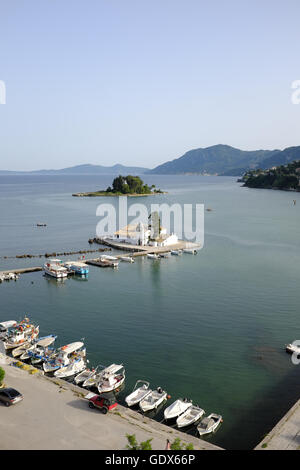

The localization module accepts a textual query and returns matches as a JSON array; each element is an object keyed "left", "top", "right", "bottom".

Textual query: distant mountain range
[
  {"left": 148, "top": 145, "right": 300, "bottom": 176},
  {"left": 0, "top": 163, "right": 149, "bottom": 175},
  {"left": 2, "top": 145, "right": 300, "bottom": 176}
]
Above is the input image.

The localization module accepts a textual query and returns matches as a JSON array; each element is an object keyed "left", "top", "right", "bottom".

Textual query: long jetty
[{"left": 0, "top": 238, "right": 201, "bottom": 277}]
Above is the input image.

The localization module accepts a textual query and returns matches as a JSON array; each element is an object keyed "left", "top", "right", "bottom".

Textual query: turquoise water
[{"left": 1, "top": 175, "right": 300, "bottom": 449}]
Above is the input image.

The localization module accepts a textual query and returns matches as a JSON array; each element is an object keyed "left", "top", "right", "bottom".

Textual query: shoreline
[{"left": 72, "top": 191, "right": 167, "bottom": 197}]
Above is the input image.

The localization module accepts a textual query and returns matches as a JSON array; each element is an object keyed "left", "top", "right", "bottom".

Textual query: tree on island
[{"left": 106, "top": 175, "right": 162, "bottom": 195}]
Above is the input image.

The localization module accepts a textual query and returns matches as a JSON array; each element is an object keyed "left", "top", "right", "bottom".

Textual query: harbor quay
[{"left": 0, "top": 354, "right": 222, "bottom": 451}]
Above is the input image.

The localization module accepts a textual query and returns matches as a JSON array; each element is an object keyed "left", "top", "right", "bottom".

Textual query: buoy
[{"left": 167, "top": 394, "right": 171, "bottom": 399}]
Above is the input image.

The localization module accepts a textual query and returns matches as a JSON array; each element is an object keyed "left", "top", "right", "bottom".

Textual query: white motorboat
[
  {"left": 139, "top": 387, "right": 168, "bottom": 412},
  {"left": 0, "top": 320, "right": 17, "bottom": 340},
  {"left": 197, "top": 413, "right": 223, "bottom": 436},
  {"left": 54, "top": 357, "right": 86, "bottom": 378},
  {"left": 21, "top": 335, "right": 57, "bottom": 361},
  {"left": 164, "top": 398, "right": 193, "bottom": 421},
  {"left": 159, "top": 252, "right": 171, "bottom": 258},
  {"left": 171, "top": 250, "right": 182, "bottom": 256},
  {"left": 147, "top": 253, "right": 159, "bottom": 260},
  {"left": 125, "top": 380, "right": 151, "bottom": 407},
  {"left": 183, "top": 248, "right": 197, "bottom": 255},
  {"left": 97, "top": 364, "right": 125, "bottom": 393},
  {"left": 176, "top": 405, "right": 205, "bottom": 428},
  {"left": 286, "top": 343, "right": 300, "bottom": 355},
  {"left": 44, "top": 259, "right": 68, "bottom": 279},
  {"left": 74, "top": 367, "right": 97, "bottom": 385},
  {"left": 120, "top": 256, "right": 134, "bottom": 263},
  {"left": 43, "top": 341, "right": 85, "bottom": 373},
  {"left": 82, "top": 365, "right": 103, "bottom": 388}
]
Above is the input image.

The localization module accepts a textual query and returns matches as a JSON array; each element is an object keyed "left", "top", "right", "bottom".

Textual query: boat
[
  {"left": 4, "top": 322, "right": 39, "bottom": 350},
  {"left": 286, "top": 343, "right": 300, "bottom": 355},
  {"left": 147, "top": 253, "right": 159, "bottom": 260},
  {"left": 0, "top": 274, "right": 5, "bottom": 283},
  {"left": 125, "top": 380, "right": 151, "bottom": 407},
  {"left": 21, "top": 335, "right": 57, "bottom": 361},
  {"left": 44, "top": 259, "right": 68, "bottom": 279},
  {"left": 0, "top": 320, "right": 17, "bottom": 340},
  {"left": 54, "top": 356, "right": 86, "bottom": 379},
  {"left": 183, "top": 248, "right": 197, "bottom": 255},
  {"left": 164, "top": 398, "right": 193, "bottom": 421},
  {"left": 171, "top": 250, "right": 182, "bottom": 256},
  {"left": 176, "top": 405, "right": 205, "bottom": 428},
  {"left": 12, "top": 341, "right": 34, "bottom": 357},
  {"left": 64, "top": 261, "right": 89, "bottom": 275},
  {"left": 74, "top": 367, "right": 97, "bottom": 385},
  {"left": 43, "top": 341, "right": 85, "bottom": 373},
  {"left": 82, "top": 365, "right": 103, "bottom": 388},
  {"left": 97, "top": 364, "right": 125, "bottom": 393},
  {"left": 120, "top": 256, "right": 134, "bottom": 263},
  {"left": 159, "top": 252, "right": 171, "bottom": 258},
  {"left": 197, "top": 413, "right": 223, "bottom": 436},
  {"left": 37, "top": 223, "right": 47, "bottom": 227},
  {"left": 4, "top": 272, "right": 19, "bottom": 281},
  {"left": 139, "top": 387, "right": 168, "bottom": 412}
]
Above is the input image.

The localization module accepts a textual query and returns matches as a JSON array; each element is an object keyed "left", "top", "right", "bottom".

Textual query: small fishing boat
[
  {"left": 54, "top": 357, "right": 86, "bottom": 379},
  {"left": 197, "top": 413, "right": 223, "bottom": 436},
  {"left": 171, "top": 250, "right": 182, "bottom": 256},
  {"left": 120, "top": 256, "right": 135, "bottom": 263},
  {"left": 74, "top": 367, "right": 97, "bottom": 385},
  {"left": 125, "top": 380, "right": 151, "bottom": 407},
  {"left": 4, "top": 322, "right": 39, "bottom": 350},
  {"left": 21, "top": 335, "right": 57, "bottom": 361},
  {"left": 183, "top": 248, "right": 197, "bottom": 255},
  {"left": 82, "top": 365, "right": 103, "bottom": 388},
  {"left": 44, "top": 259, "right": 68, "bottom": 279},
  {"left": 164, "top": 398, "right": 193, "bottom": 421},
  {"left": 64, "top": 261, "right": 89, "bottom": 275},
  {"left": 0, "top": 320, "right": 17, "bottom": 340},
  {"left": 12, "top": 341, "right": 34, "bottom": 357},
  {"left": 43, "top": 341, "right": 85, "bottom": 373},
  {"left": 147, "top": 253, "right": 159, "bottom": 260},
  {"left": 176, "top": 405, "right": 205, "bottom": 428},
  {"left": 139, "top": 387, "right": 168, "bottom": 412},
  {"left": 97, "top": 364, "right": 125, "bottom": 393}
]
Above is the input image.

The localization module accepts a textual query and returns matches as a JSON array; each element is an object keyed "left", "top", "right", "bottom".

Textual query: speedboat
[
  {"left": 97, "top": 364, "right": 125, "bottom": 393},
  {"left": 183, "top": 248, "right": 197, "bottom": 255},
  {"left": 197, "top": 413, "right": 223, "bottom": 436},
  {"left": 43, "top": 341, "right": 85, "bottom": 373},
  {"left": 120, "top": 256, "right": 134, "bottom": 263},
  {"left": 159, "top": 252, "right": 171, "bottom": 258},
  {"left": 176, "top": 405, "right": 205, "bottom": 428},
  {"left": 21, "top": 335, "right": 57, "bottom": 361},
  {"left": 44, "top": 259, "right": 68, "bottom": 279},
  {"left": 54, "top": 357, "right": 86, "bottom": 379},
  {"left": 125, "top": 380, "right": 151, "bottom": 407},
  {"left": 147, "top": 253, "right": 159, "bottom": 260},
  {"left": 139, "top": 387, "right": 168, "bottom": 412},
  {"left": 171, "top": 250, "right": 182, "bottom": 256},
  {"left": 74, "top": 367, "right": 97, "bottom": 385},
  {"left": 286, "top": 343, "right": 300, "bottom": 355},
  {"left": 164, "top": 398, "right": 193, "bottom": 421}
]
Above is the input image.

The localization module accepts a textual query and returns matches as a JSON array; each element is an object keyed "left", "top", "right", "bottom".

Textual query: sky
[{"left": 0, "top": 0, "right": 300, "bottom": 170}]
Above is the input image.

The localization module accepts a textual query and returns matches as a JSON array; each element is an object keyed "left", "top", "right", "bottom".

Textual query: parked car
[
  {"left": 87, "top": 392, "right": 117, "bottom": 414},
  {"left": 0, "top": 388, "right": 23, "bottom": 406}
]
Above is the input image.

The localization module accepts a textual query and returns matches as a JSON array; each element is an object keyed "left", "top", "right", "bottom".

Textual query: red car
[{"left": 88, "top": 392, "right": 118, "bottom": 414}]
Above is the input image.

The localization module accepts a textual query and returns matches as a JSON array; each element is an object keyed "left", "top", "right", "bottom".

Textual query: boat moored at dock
[
  {"left": 164, "top": 398, "right": 193, "bottom": 421},
  {"left": 197, "top": 413, "right": 223, "bottom": 436},
  {"left": 125, "top": 380, "right": 151, "bottom": 407},
  {"left": 43, "top": 341, "right": 85, "bottom": 373},
  {"left": 64, "top": 261, "right": 89, "bottom": 275},
  {"left": 139, "top": 387, "right": 168, "bottom": 412},
  {"left": 176, "top": 405, "right": 205, "bottom": 428},
  {"left": 97, "top": 364, "right": 125, "bottom": 393},
  {"left": 44, "top": 259, "right": 68, "bottom": 279}
]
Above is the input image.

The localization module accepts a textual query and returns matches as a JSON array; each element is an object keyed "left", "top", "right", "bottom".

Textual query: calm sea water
[{"left": 1, "top": 174, "right": 300, "bottom": 450}]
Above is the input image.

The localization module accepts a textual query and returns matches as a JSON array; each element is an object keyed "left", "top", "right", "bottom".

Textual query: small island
[
  {"left": 240, "top": 160, "right": 300, "bottom": 192},
  {"left": 72, "top": 175, "right": 166, "bottom": 197}
]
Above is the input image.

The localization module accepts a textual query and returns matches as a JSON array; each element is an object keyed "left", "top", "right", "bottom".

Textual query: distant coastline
[{"left": 240, "top": 160, "right": 300, "bottom": 192}]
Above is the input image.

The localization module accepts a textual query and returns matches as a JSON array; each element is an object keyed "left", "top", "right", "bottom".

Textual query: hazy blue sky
[{"left": 0, "top": 0, "right": 300, "bottom": 170}]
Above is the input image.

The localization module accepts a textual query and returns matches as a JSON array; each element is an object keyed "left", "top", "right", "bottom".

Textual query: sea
[{"left": 0, "top": 174, "right": 300, "bottom": 450}]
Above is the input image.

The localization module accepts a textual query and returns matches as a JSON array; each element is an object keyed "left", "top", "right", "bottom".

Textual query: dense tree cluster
[
  {"left": 106, "top": 175, "right": 160, "bottom": 194},
  {"left": 242, "top": 161, "right": 300, "bottom": 191}
]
